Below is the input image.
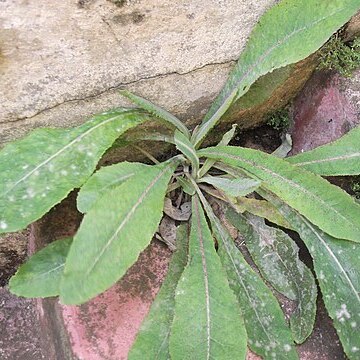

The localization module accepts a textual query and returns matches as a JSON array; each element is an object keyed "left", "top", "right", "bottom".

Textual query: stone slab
[{"left": 0, "top": 0, "right": 277, "bottom": 145}]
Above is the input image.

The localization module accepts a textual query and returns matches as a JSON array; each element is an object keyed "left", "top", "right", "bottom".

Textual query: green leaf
[
  {"left": 120, "top": 90, "right": 190, "bottom": 138},
  {"left": 194, "top": 0, "right": 360, "bottom": 147},
  {"left": 272, "top": 134, "right": 293, "bottom": 158},
  {"left": 199, "top": 146, "right": 360, "bottom": 242},
  {"left": 174, "top": 130, "right": 199, "bottom": 178},
  {"left": 287, "top": 126, "right": 360, "bottom": 175},
  {"left": 169, "top": 196, "right": 247, "bottom": 360},
  {"left": 60, "top": 160, "right": 178, "bottom": 305},
  {"left": 199, "top": 176, "right": 261, "bottom": 198},
  {"left": 9, "top": 237, "right": 72, "bottom": 298},
  {"left": 176, "top": 176, "right": 196, "bottom": 196},
  {"left": 199, "top": 124, "right": 237, "bottom": 177},
  {"left": 230, "top": 197, "right": 293, "bottom": 230},
  {"left": 262, "top": 191, "right": 360, "bottom": 359},
  {"left": 129, "top": 224, "right": 189, "bottom": 360},
  {"left": 77, "top": 162, "right": 150, "bottom": 213},
  {"left": 198, "top": 192, "right": 298, "bottom": 359},
  {"left": 226, "top": 209, "right": 317, "bottom": 343},
  {"left": 0, "top": 109, "right": 148, "bottom": 233}
]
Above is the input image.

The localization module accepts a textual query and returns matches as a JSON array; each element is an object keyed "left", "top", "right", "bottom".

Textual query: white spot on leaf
[{"left": 336, "top": 304, "right": 350, "bottom": 322}]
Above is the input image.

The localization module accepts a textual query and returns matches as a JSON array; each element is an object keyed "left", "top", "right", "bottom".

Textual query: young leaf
[
  {"left": 287, "top": 126, "right": 360, "bottom": 175},
  {"left": 0, "top": 109, "right": 148, "bottom": 233},
  {"left": 176, "top": 176, "right": 196, "bottom": 196},
  {"left": 174, "top": 130, "right": 199, "bottom": 178},
  {"left": 129, "top": 224, "right": 189, "bottom": 360},
  {"left": 199, "top": 146, "right": 360, "bottom": 242},
  {"left": 60, "top": 159, "right": 178, "bottom": 305},
  {"left": 9, "top": 237, "right": 72, "bottom": 298},
  {"left": 77, "top": 162, "right": 150, "bottom": 213},
  {"left": 119, "top": 90, "right": 190, "bottom": 138},
  {"left": 169, "top": 196, "right": 247, "bottom": 360},
  {"left": 226, "top": 209, "right": 317, "bottom": 343},
  {"left": 193, "top": 0, "right": 360, "bottom": 147},
  {"left": 198, "top": 192, "right": 298, "bottom": 359},
  {"left": 199, "top": 176, "right": 261, "bottom": 198},
  {"left": 231, "top": 197, "right": 293, "bottom": 230},
  {"left": 199, "top": 124, "right": 237, "bottom": 177},
  {"left": 262, "top": 191, "right": 360, "bottom": 360}
]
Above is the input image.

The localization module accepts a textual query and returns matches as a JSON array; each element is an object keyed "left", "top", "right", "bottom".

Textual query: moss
[
  {"left": 266, "top": 108, "right": 290, "bottom": 131},
  {"left": 351, "top": 178, "right": 360, "bottom": 199},
  {"left": 318, "top": 35, "right": 360, "bottom": 77}
]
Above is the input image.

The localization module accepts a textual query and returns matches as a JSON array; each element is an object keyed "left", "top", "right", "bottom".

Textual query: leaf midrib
[
  {"left": 2, "top": 113, "right": 132, "bottom": 197},
  {"left": 300, "top": 215, "right": 360, "bottom": 304},
  {"left": 291, "top": 152, "right": 360, "bottom": 167},
  {"left": 193, "top": 198, "right": 211, "bottom": 360},
  {"left": 197, "top": 191, "right": 274, "bottom": 345},
  {"left": 85, "top": 162, "right": 173, "bottom": 277},
  {"left": 242, "top": 214, "right": 296, "bottom": 296},
  {"left": 213, "top": 151, "right": 357, "bottom": 230},
  {"left": 197, "top": 6, "right": 345, "bottom": 144}
]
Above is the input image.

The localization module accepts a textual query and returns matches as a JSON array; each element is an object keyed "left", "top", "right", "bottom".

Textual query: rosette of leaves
[{"left": 2, "top": 0, "right": 360, "bottom": 359}]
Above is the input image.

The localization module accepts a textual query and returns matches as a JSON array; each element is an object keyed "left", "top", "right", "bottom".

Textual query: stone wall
[{"left": 0, "top": 0, "right": 277, "bottom": 145}]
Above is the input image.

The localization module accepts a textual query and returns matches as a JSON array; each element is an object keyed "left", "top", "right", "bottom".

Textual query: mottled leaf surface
[
  {"left": 287, "top": 126, "right": 360, "bottom": 175},
  {"left": 129, "top": 225, "right": 189, "bottom": 360},
  {"left": 169, "top": 196, "right": 247, "bottom": 360},
  {"left": 227, "top": 209, "right": 317, "bottom": 343},
  {"left": 231, "top": 197, "right": 293, "bottom": 230},
  {"left": 60, "top": 160, "right": 177, "bottom": 304},
  {"left": 194, "top": 0, "right": 360, "bottom": 146},
  {"left": 77, "top": 162, "right": 150, "bottom": 213},
  {"left": 200, "top": 176, "right": 261, "bottom": 198},
  {"left": 198, "top": 193, "right": 298, "bottom": 359},
  {"left": 199, "top": 146, "right": 360, "bottom": 242},
  {"left": 0, "top": 109, "right": 148, "bottom": 233},
  {"left": 263, "top": 192, "right": 360, "bottom": 359},
  {"left": 9, "top": 237, "right": 72, "bottom": 298}
]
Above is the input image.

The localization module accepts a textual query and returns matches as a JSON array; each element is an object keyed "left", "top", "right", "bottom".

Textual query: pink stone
[
  {"left": 60, "top": 241, "right": 171, "bottom": 360},
  {"left": 291, "top": 72, "right": 359, "bottom": 155}
]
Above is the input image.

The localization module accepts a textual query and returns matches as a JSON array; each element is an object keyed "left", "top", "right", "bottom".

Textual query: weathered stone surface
[
  {"left": 0, "top": 288, "right": 46, "bottom": 360},
  {"left": 0, "top": 0, "right": 277, "bottom": 145},
  {"left": 291, "top": 70, "right": 360, "bottom": 154}
]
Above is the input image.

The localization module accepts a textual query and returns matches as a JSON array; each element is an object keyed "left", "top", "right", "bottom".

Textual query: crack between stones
[{"left": 9, "top": 60, "right": 236, "bottom": 123}]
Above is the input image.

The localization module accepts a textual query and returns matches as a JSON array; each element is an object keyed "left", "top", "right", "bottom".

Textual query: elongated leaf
[
  {"left": 227, "top": 210, "right": 294, "bottom": 299},
  {"left": 129, "top": 224, "right": 189, "bottom": 360},
  {"left": 194, "top": 0, "right": 360, "bottom": 147},
  {"left": 288, "top": 126, "right": 360, "bottom": 175},
  {"left": 169, "top": 196, "right": 247, "bottom": 360},
  {"left": 174, "top": 130, "right": 199, "bottom": 177},
  {"left": 77, "top": 162, "right": 150, "bottom": 213},
  {"left": 200, "top": 176, "right": 261, "bottom": 198},
  {"left": 198, "top": 192, "right": 298, "bottom": 359},
  {"left": 0, "top": 109, "right": 148, "bottom": 233},
  {"left": 60, "top": 160, "right": 178, "bottom": 305},
  {"left": 199, "top": 124, "right": 237, "bottom": 177},
  {"left": 9, "top": 237, "right": 72, "bottom": 298},
  {"left": 199, "top": 146, "right": 360, "bottom": 242},
  {"left": 120, "top": 90, "right": 190, "bottom": 138},
  {"left": 231, "top": 197, "right": 293, "bottom": 230},
  {"left": 262, "top": 191, "right": 360, "bottom": 359},
  {"left": 227, "top": 209, "right": 317, "bottom": 343}
]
